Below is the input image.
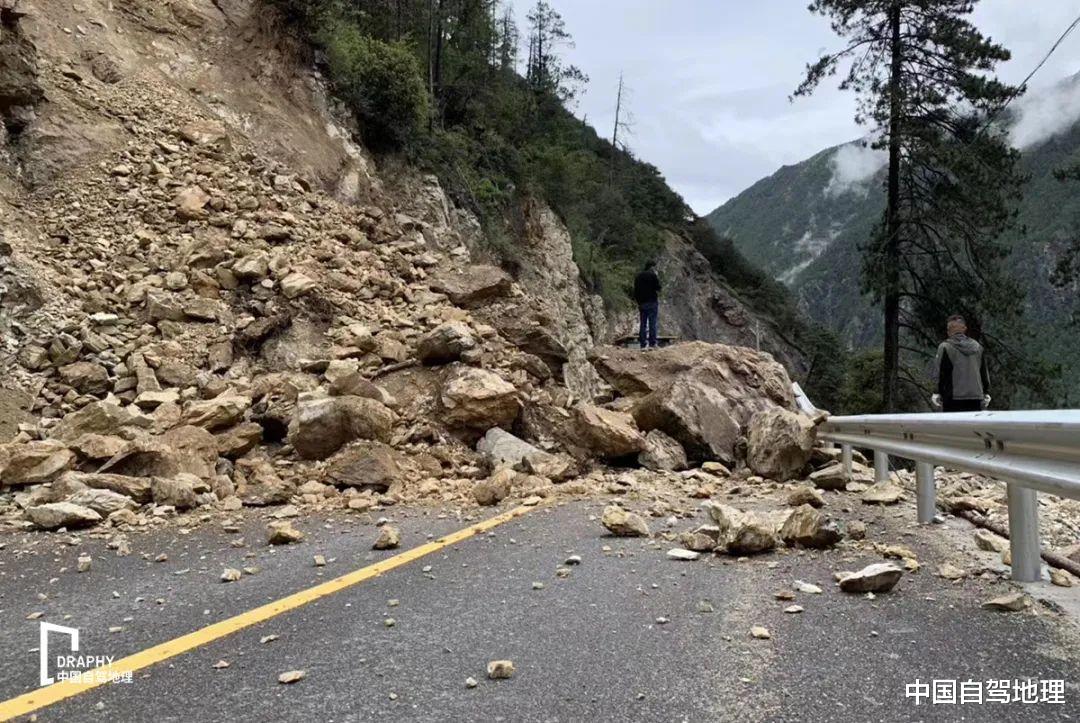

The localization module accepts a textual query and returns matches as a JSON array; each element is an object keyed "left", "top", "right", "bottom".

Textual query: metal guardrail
[{"left": 792, "top": 383, "right": 1080, "bottom": 582}]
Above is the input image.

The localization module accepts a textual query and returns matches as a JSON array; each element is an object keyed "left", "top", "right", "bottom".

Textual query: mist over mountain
[{"left": 706, "top": 72, "right": 1080, "bottom": 402}]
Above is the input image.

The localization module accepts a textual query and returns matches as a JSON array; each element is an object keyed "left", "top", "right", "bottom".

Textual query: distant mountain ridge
[{"left": 706, "top": 73, "right": 1080, "bottom": 399}]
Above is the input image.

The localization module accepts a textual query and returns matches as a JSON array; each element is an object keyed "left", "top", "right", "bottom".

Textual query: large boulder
[
  {"left": 439, "top": 367, "right": 520, "bottom": 430},
  {"left": 637, "top": 430, "right": 688, "bottom": 472},
  {"left": 26, "top": 502, "right": 103, "bottom": 530},
  {"left": 0, "top": 441, "right": 75, "bottom": 487},
  {"left": 746, "top": 409, "right": 816, "bottom": 482},
  {"left": 475, "top": 428, "right": 575, "bottom": 481},
  {"left": 56, "top": 471, "right": 152, "bottom": 503},
  {"left": 430, "top": 266, "right": 513, "bottom": 307},
  {"left": 323, "top": 443, "right": 403, "bottom": 491},
  {"left": 50, "top": 402, "right": 151, "bottom": 443},
  {"left": 66, "top": 488, "right": 138, "bottom": 516},
  {"left": 150, "top": 474, "right": 200, "bottom": 510},
  {"left": 288, "top": 395, "right": 395, "bottom": 460},
  {"left": 181, "top": 395, "right": 251, "bottom": 431},
  {"left": 574, "top": 404, "right": 645, "bottom": 458},
  {"left": 632, "top": 376, "right": 742, "bottom": 464},
  {"left": 590, "top": 343, "right": 794, "bottom": 463},
  {"left": 159, "top": 425, "right": 219, "bottom": 479},
  {"left": 589, "top": 341, "right": 794, "bottom": 403},
  {"left": 416, "top": 322, "right": 476, "bottom": 365},
  {"left": 58, "top": 361, "right": 110, "bottom": 395}
]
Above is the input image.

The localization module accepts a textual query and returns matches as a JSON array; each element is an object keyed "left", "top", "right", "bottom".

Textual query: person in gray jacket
[{"left": 931, "top": 315, "right": 991, "bottom": 412}]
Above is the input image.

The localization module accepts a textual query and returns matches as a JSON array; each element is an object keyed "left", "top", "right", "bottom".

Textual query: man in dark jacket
[
  {"left": 633, "top": 260, "right": 661, "bottom": 349},
  {"left": 932, "top": 315, "right": 991, "bottom": 412}
]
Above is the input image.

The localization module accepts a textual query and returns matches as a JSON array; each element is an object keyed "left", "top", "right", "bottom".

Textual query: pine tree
[
  {"left": 525, "top": 0, "right": 586, "bottom": 102},
  {"left": 794, "top": 0, "right": 1024, "bottom": 411}
]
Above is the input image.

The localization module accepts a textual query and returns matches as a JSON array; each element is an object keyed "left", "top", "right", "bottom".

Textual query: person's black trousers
[{"left": 638, "top": 302, "right": 659, "bottom": 348}]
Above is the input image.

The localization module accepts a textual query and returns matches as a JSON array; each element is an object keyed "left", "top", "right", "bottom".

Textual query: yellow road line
[{"left": 0, "top": 504, "right": 537, "bottom": 722}]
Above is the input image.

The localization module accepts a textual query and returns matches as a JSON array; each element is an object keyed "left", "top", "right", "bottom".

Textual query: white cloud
[
  {"left": 1009, "top": 75, "right": 1080, "bottom": 148},
  {"left": 825, "top": 141, "right": 886, "bottom": 197}
]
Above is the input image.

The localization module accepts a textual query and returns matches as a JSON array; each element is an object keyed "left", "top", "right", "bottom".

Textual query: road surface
[{"left": 0, "top": 498, "right": 1077, "bottom": 721}]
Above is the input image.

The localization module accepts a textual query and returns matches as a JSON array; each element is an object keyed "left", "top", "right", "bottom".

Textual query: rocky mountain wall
[{"left": 0, "top": 0, "right": 812, "bottom": 535}]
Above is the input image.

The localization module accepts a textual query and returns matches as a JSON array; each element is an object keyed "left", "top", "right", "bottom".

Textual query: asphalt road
[{"left": 1, "top": 499, "right": 1078, "bottom": 722}]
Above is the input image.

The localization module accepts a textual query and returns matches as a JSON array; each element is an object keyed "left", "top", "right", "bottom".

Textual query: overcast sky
[{"left": 515, "top": 1, "right": 1080, "bottom": 215}]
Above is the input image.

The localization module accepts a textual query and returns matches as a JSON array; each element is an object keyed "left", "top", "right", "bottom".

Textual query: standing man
[
  {"left": 633, "top": 260, "right": 661, "bottom": 350},
  {"left": 932, "top": 315, "right": 991, "bottom": 412}
]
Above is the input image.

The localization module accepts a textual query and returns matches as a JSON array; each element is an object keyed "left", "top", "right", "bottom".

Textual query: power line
[{"left": 979, "top": 10, "right": 1080, "bottom": 136}]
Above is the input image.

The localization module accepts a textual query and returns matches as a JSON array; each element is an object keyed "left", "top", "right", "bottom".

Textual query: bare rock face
[
  {"left": 289, "top": 395, "right": 394, "bottom": 460},
  {"left": 439, "top": 367, "right": 520, "bottom": 431},
  {"left": 745, "top": 409, "right": 816, "bottom": 482},
  {"left": 26, "top": 502, "right": 102, "bottom": 530},
  {"left": 431, "top": 266, "right": 513, "bottom": 307},
  {"left": 638, "top": 429, "right": 688, "bottom": 472},
  {"left": 416, "top": 322, "right": 476, "bottom": 365},
  {"left": 591, "top": 342, "right": 794, "bottom": 464},
  {"left": 779, "top": 504, "right": 842, "bottom": 549},
  {"left": 574, "top": 404, "right": 645, "bottom": 458}
]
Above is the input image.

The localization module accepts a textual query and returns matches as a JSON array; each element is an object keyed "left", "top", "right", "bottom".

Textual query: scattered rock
[
  {"left": 486, "top": 659, "right": 515, "bottom": 680},
  {"left": 750, "top": 626, "right": 771, "bottom": 640},
  {"left": 601, "top": 505, "right": 650, "bottom": 537},
  {"left": 780, "top": 505, "right": 842, "bottom": 549},
  {"left": 666, "top": 548, "right": 700, "bottom": 561},
  {"left": 837, "top": 563, "right": 903, "bottom": 594},
  {"left": 268, "top": 524, "right": 304, "bottom": 545},
  {"left": 373, "top": 526, "right": 401, "bottom": 550},
  {"left": 278, "top": 670, "right": 306, "bottom": 684},
  {"left": 861, "top": 483, "right": 904, "bottom": 505},
  {"left": 982, "top": 592, "right": 1031, "bottom": 612},
  {"left": 637, "top": 429, "right": 688, "bottom": 472}
]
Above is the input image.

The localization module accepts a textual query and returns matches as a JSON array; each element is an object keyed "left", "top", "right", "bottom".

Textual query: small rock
[
  {"left": 750, "top": 626, "right": 771, "bottom": 640},
  {"left": 837, "top": 563, "right": 903, "bottom": 593},
  {"left": 793, "top": 580, "right": 822, "bottom": 594},
  {"left": 487, "top": 660, "right": 515, "bottom": 679},
  {"left": 465, "top": 677, "right": 478, "bottom": 689},
  {"left": 982, "top": 592, "right": 1031, "bottom": 612},
  {"left": 784, "top": 605, "right": 804, "bottom": 614},
  {"left": 212, "top": 660, "right": 230, "bottom": 669},
  {"left": 278, "top": 670, "right": 306, "bottom": 684},
  {"left": 268, "top": 524, "right": 304, "bottom": 545},
  {"left": 221, "top": 568, "right": 242, "bottom": 583},
  {"left": 601, "top": 505, "right": 650, "bottom": 537},
  {"left": 937, "top": 563, "right": 966, "bottom": 580},
  {"left": 666, "top": 548, "right": 700, "bottom": 561},
  {"left": 373, "top": 526, "right": 401, "bottom": 550},
  {"left": 1050, "top": 569, "right": 1073, "bottom": 588},
  {"left": 77, "top": 555, "right": 92, "bottom": 573}
]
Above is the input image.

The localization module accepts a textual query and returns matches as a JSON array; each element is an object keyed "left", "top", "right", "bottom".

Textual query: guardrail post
[
  {"left": 841, "top": 444, "right": 852, "bottom": 477},
  {"left": 873, "top": 451, "right": 889, "bottom": 484},
  {"left": 915, "top": 462, "right": 936, "bottom": 524},
  {"left": 1006, "top": 484, "right": 1042, "bottom": 582}
]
